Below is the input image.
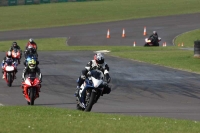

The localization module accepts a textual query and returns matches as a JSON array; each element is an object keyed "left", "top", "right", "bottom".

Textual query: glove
[{"left": 105, "top": 73, "right": 111, "bottom": 83}]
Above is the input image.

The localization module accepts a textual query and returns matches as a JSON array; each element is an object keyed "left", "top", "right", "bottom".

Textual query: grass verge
[
  {"left": 174, "top": 29, "right": 200, "bottom": 47},
  {"left": 0, "top": 106, "right": 199, "bottom": 133},
  {"left": 0, "top": 0, "right": 200, "bottom": 31}
]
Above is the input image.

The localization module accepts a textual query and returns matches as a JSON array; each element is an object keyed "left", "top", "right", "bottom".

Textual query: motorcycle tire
[
  {"left": 7, "top": 73, "right": 12, "bottom": 87},
  {"left": 30, "top": 87, "right": 35, "bottom": 105},
  {"left": 84, "top": 91, "right": 96, "bottom": 112}
]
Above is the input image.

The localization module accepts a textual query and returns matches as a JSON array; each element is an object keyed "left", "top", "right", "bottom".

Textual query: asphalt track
[{"left": 0, "top": 13, "right": 200, "bottom": 121}]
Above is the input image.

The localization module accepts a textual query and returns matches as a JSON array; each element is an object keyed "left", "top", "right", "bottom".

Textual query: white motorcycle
[{"left": 76, "top": 69, "right": 108, "bottom": 112}]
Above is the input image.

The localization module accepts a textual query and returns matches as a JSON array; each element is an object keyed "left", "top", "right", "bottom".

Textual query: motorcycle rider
[
  {"left": 9, "top": 42, "right": 22, "bottom": 63},
  {"left": 75, "top": 53, "right": 111, "bottom": 98},
  {"left": 25, "top": 38, "right": 37, "bottom": 50},
  {"left": 1, "top": 51, "right": 18, "bottom": 79},
  {"left": 148, "top": 31, "right": 159, "bottom": 46},
  {"left": 23, "top": 53, "right": 39, "bottom": 67},
  {"left": 22, "top": 59, "right": 42, "bottom": 97},
  {"left": 24, "top": 45, "right": 38, "bottom": 59},
  {"left": 10, "top": 42, "right": 21, "bottom": 51}
]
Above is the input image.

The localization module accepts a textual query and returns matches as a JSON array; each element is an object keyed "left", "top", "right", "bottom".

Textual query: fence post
[{"left": 194, "top": 40, "right": 200, "bottom": 58}]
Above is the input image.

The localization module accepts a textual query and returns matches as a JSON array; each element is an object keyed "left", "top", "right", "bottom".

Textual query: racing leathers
[
  {"left": 148, "top": 33, "right": 159, "bottom": 46},
  {"left": 24, "top": 47, "right": 38, "bottom": 59},
  {"left": 22, "top": 66, "right": 42, "bottom": 82},
  {"left": 76, "top": 60, "right": 111, "bottom": 97},
  {"left": 10, "top": 45, "right": 21, "bottom": 52},
  {"left": 1, "top": 57, "right": 18, "bottom": 79},
  {"left": 10, "top": 45, "right": 22, "bottom": 63},
  {"left": 25, "top": 41, "right": 37, "bottom": 50}
]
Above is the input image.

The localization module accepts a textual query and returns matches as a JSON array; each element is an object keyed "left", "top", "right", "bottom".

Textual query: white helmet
[
  {"left": 153, "top": 31, "right": 157, "bottom": 35},
  {"left": 94, "top": 53, "right": 104, "bottom": 64},
  {"left": 29, "top": 38, "right": 34, "bottom": 43},
  {"left": 7, "top": 51, "right": 12, "bottom": 58}
]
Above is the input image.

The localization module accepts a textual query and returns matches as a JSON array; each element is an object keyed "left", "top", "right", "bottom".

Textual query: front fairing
[
  {"left": 12, "top": 49, "right": 20, "bottom": 58},
  {"left": 5, "top": 66, "right": 15, "bottom": 72},
  {"left": 23, "top": 77, "right": 40, "bottom": 87},
  {"left": 84, "top": 70, "right": 104, "bottom": 89},
  {"left": 79, "top": 70, "right": 104, "bottom": 102}
]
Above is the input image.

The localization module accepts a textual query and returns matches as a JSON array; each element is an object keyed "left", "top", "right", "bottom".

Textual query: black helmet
[{"left": 12, "top": 42, "right": 17, "bottom": 48}]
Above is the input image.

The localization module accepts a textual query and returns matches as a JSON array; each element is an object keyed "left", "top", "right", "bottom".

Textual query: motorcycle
[
  {"left": 24, "top": 47, "right": 38, "bottom": 60},
  {"left": 21, "top": 76, "right": 41, "bottom": 105},
  {"left": 11, "top": 48, "right": 21, "bottom": 64},
  {"left": 3, "top": 60, "right": 16, "bottom": 87},
  {"left": 76, "top": 69, "right": 108, "bottom": 112},
  {"left": 144, "top": 37, "right": 161, "bottom": 46}
]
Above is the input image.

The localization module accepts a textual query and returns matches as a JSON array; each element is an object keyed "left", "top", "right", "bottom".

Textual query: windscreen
[{"left": 90, "top": 70, "right": 104, "bottom": 80}]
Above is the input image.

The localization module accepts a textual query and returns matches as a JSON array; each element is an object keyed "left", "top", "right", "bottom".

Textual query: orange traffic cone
[
  {"left": 106, "top": 29, "right": 110, "bottom": 39},
  {"left": 181, "top": 42, "right": 184, "bottom": 46},
  {"left": 162, "top": 42, "right": 165, "bottom": 47},
  {"left": 143, "top": 27, "right": 147, "bottom": 36},
  {"left": 122, "top": 28, "right": 125, "bottom": 38},
  {"left": 178, "top": 43, "right": 180, "bottom": 47},
  {"left": 133, "top": 41, "right": 136, "bottom": 47}
]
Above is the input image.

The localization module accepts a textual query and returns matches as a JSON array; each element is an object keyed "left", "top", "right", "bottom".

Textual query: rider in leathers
[
  {"left": 10, "top": 42, "right": 21, "bottom": 51},
  {"left": 24, "top": 45, "right": 38, "bottom": 59},
  {"left": 75, "top": 53, "right": 111, "bottom": 107},
  {"left": 9, "top": 42, "right": 22, "bottom": 63},
  {"left": 1, "top": 51, "right": 18, "bottom": 79},
  {"left": 22, "top": 59, "right": 42, "bottom": 97},
  {"left": 25, "top": 38, "right": 37, "bottom": 50},
  {"left": 148, "top": 31, "right": 159, "bottom": 46}
]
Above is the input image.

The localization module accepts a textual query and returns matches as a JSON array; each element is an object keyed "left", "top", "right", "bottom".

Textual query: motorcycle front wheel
[
  {"left": 85, "top": 91, "right": 96, "bottom": 112},
  {"left": 30, "top": 87, "right": 36, "bottom": 105}
]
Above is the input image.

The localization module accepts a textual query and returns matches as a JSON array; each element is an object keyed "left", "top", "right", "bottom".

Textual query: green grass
[
  {"left": 0, "top": 106, "right": 200, "bottom": 133},
  {"left": 1, "top": 1, "right": 200, "bottom": 132},
  {"left": 0, "top": 0, "right": 200, "bottom": 31},
  {"left": 174, "top": 29, "right": 200, "bottom": 47}
]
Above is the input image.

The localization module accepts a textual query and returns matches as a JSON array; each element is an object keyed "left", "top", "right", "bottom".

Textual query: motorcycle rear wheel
[{"left": 7, "top": 73, "right": 12, "bottom": 87}]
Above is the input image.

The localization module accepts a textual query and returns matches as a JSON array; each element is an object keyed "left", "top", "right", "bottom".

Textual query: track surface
[{"left": 0, "top": 13, "right": 200, "bottom": 121}]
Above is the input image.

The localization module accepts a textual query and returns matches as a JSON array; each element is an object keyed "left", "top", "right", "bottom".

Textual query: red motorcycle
[
  {"left": 11, "top": 48, "right": 21, "bottom": 64},
  {"left": 3, "top": 61, "right": 16, "bottom": 87},
  {"left": 144, "top": 37, "right": 161, "bottom": 46},
  {"left": 21, "top": 76, "right": 41, "bottom": 105}
]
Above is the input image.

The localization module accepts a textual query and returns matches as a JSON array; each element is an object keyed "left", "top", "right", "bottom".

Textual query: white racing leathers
[{"left": 77, "top": 60, "right": 110, "bottom": 87}]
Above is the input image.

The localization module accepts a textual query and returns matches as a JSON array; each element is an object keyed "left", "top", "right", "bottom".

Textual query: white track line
[{"left": 0, "top": 103, "right": 4, "bottom": 106}]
